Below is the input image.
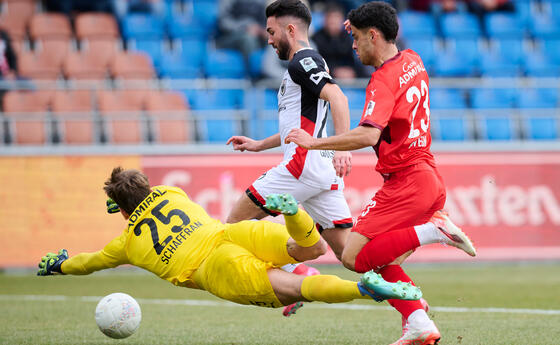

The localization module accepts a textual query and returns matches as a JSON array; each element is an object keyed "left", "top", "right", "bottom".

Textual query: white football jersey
[{"left": 276, "top": 48, "right": 344, "bottom": 190}]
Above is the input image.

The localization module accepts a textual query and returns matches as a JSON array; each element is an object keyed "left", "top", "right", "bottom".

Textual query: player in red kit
[{"left": 285, "top": 2, "right": 476, "bottom": 345}]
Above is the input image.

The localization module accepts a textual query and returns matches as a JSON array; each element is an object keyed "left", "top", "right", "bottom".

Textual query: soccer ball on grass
[{"left": 95, "top": 292, "right": 142, "bottom": 339}]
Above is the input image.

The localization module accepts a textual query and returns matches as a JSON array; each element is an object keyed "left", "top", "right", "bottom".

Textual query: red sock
[
  {"left": 354, "top": 227, "right": 420, "bottom": 273},
  {"left": 379, "top": 265, "right": 423, "bottom": 320}
]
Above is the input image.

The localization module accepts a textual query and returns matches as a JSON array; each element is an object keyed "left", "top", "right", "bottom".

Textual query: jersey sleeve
[
  {"left": 61, "top": 231, "right": 129, "bottom": 275},
  {"left": 359, "top": 78, "right": 395, "bottom": 129},
  {"left": 288, "top": 53, "right": 334, "bottom": 97}
]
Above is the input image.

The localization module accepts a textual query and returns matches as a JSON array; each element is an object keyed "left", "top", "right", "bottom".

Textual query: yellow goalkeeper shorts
[{"left": 191, "top": 220, "right": 297, "bottom": 308}]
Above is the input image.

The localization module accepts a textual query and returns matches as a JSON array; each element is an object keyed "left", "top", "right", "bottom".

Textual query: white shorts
[{"left": 247, "top": 165, "right": 353, "bottom": 231}]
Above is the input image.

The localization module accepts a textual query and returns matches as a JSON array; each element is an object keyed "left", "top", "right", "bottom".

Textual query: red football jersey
[{"left": 359, "top": 49, "right": 435, "bottom": 174}]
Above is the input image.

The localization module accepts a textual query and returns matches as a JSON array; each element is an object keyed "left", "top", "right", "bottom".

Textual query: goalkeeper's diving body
[{"left": 37, "top": 167, "right": 422, "bottom": 308}]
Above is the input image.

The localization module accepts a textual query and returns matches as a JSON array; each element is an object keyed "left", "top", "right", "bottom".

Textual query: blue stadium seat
[
  {"left": 179, "top": 38, "right": 206, "bottom": 66},
  {"left": 158, "top": 50, "right": 202, "bottom": 79},
  {"left": 524, "top": 116, "right": 558, "bottom": 140},
  {"left": 529, "top": 15, "right": 560, "bottom": 39},
  {"left": 485, "top": 13, "right": 526, "bottom": 39},
  {"left": 248, "top": 49, "right": 265, "bottom": 79},
  {"left": 542, "top": 39, "right": 560, "bottom": 64},
  {"left": 167, "top": 15, "right": 208, "bottom": 39},
  {"left": 518, "top": 88, "right": 558, "bottom": 108},
  {"left": 524, "top": 49, "right": 560, "bottom": 77},
  {"left": 448, "top": 38, "right": 480, "bottom": 66},
  {"left": 470, "top": 88, "right": 518, "bottom": 109},
  {"left": 434, "top": 116, "right": 470, "bottom": 141},
  {"left": 263, "top": 88, "right": 278, "bottom": 109},
  {"left": 190, "top": 88, "right": 245, "bottom": 110},
  {"left": 433, "top": 50, "right": 477, "bottom": 77},
  {"left": 429, "top": 89, "right": 467, "bottom": 109},
  {"left": 121, "top": 14, "right": 165, "bottom": 40},
  {"left": 549, "top": 0, "right": 560, "bottom": 23},
  {"left": 441, "top": 13, "right": 481, "bottom": 39},
  {"left": 404, "top": 38, "right": 437, "bottom": 71},
  {"left": 477, "top": 114, "right": 517, "bottom": 140},
  {"left": 129, "top": 38, "right": 165, "bottom": 68},
  {"left": 198, "top": 118, "right": 239, "bottom": 143},
  {"left": 398, "top": 11, "right": 437, "bottom": 39},
  {"left": 193, "top": 0, "right": 218, "bottom": 30},
  {"left": 204, "top": 49, "right": 246, "bottom": 78},
  {"left": 479, "top": 39, "right": 525, "bottom": 77}
]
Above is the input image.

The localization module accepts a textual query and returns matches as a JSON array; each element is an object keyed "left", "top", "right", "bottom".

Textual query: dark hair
[
  {"left": 265, "top": 0, "right": 312, "bottom": 28},
  {"left": 103, "top": 167, "right": 151, "bottom": 215},
  {"left": 347, "top": 1, "right": 399, "bottom": 42}
]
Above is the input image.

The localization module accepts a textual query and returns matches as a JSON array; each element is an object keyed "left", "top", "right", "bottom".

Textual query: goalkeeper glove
[
  {"left": 106, "top": 198, "right": 120, "bottom": 214},
  {"left": 37, "top": 249, "right": 68, "bottom": 276}
]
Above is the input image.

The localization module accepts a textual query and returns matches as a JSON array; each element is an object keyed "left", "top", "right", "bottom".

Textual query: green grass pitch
[{"left": 1, "top": 263, "right": 559, "bottom": 345}]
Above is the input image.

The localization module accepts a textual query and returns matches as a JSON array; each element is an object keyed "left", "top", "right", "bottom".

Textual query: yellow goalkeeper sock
[
  {"left": 300, "top": 275, "right": 367, "bottom": 303},
  {"left": 284, "top": 210, "right": 321, "bottom": 248}
]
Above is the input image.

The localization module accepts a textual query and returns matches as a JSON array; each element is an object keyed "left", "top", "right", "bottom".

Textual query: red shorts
[{"left": 353, "top": 162, "right": 446, "bottom": 239}]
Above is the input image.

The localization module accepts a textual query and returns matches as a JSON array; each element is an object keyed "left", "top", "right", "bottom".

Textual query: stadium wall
[{"left": 2, "top": 151, "right": 560, "bottom": 267}]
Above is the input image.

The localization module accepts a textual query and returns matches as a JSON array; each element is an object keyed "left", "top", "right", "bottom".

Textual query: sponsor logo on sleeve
[
  {"left": 365, "top": 100, "right": 376, "bottom": 116},
  {"left": 299, "top": 57, "right": 318, "bottom": 72}
]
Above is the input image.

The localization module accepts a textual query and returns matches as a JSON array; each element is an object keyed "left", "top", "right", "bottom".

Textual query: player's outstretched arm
[
  {"left": 37, "top": 249, "right": 68, "bottom": 276},
  {"left": 226, "top": 134, "right": 281, "bottom": 152}
]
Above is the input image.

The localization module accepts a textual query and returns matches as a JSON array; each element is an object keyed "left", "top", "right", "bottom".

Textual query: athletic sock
[
  {"left": 407, "top": 309, "right": 431, "bottom": 328},
  {"left": 300, "top": 275, "right": 364, "bottom": 303},
  {"left": 414, "top": 222, "right": 442, "bottom": 245},
  {"left": 378, "top": 265, "right": 423, "bottom": 320},
  {"left": 354, "top": 227, "right": 420, "bottom": 273},
  {"left": 284, "top": 210, "right": 320, "bottom": 248}
]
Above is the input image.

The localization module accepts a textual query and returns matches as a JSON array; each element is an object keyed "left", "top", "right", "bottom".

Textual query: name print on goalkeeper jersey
[{"left": 123, "top": 186, "right": 224, "bottom": 285}]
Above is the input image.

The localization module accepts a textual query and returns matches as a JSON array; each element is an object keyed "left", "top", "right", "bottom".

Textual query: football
[{"left": 95, "top": 292, "right": 142, "bottom": 339}]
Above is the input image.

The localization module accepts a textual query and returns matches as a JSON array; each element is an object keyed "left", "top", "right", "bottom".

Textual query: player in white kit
[{"left": 226, "top": 0, "right": 353, "bottom": 316}]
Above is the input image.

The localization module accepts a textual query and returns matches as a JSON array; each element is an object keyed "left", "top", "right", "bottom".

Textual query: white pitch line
[{"left": 2, "top": 295, "right": 560, "bottom": 316}]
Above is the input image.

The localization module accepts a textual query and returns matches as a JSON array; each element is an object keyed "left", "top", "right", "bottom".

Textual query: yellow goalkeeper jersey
[{"left": 61, "top": 186, "right": 225, "bottom": 287}]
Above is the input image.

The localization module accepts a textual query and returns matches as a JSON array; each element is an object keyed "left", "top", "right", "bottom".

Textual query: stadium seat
[
  {"left": 63, "top": 51, "right": 107, "bottom": 80},
  {"left": 524, "top": 49, "right": 560, "bottom": 77},
  {"left": 429, "top": 89, "right": 467, "bottom": 109},
  {"left": 432, "top": 114, "right": 471, "bottom": 141},
  {"left": 342, "top": 88, "right": 366, "bottom": 110},
  {"left": 542, "top": 39, "right": 560, "bottom": 64},
  {"left": 158, "top": 49, "right": 202, "bottom": 79},
  {"left": 0, "top": 0, "right": 35, "bottom": 39},
  {"left": 33, "top": 38, "right": 72, "bottom": 68},
  {"left": 398, "top": 11, "right": 437, "bottom": 39},
  {"left": 440, "top": 13, "right": 481, "bottom": 39},
  {"left": 52, "top": 90, "right": 96, "bottom": 144},
  {"left": 196, "top": 115, "right": 241, "bottom": 143},
  {"left": 80, "top": 39, "right": 120, "bottom": 70},
  {"left": 166, "top": 15, "right": 207, "bottom": 39},
  {"left": 146, "top": 91, "right": 191, "bottom": 143},
  {"left": 120, "top": 13, "right": 165, "bottom": 40},
  {"left": 518, "top": 88, "right": 558, "bottom": 109},
  {"left": 204, "top": 49, "right": 246, "bottom": 78},
  {"left": 485, "top": 13, "right": 526, "bottom": 39},
  {"left": 0, "top": 14, "right": 28, "bottom": 41},
  {"left": 29, "top": 13, "right": 72, "bottom": 40},
  {"left": 128, "top": 38, "right": 165, "bottom": 68},
  {"left": 476, "top": 113, "right": 517, "bottom": 140},
  {"left": 192, "top": 0, "right": 218, "bottom": 30},
  {"left": 190, "top": 88, "right": 245, "bottom": 110},
  {"left": 248, "top": 49, "right": 265, "bottom": 79},
  {"left": 97, "top": 90, "right": 146, "bottom": 144},
  {"left": 529, "top": 14, "right": 560, "bottom": 39},
  {"left": 523, "top": 115, "right": 558, "bottom": 140},
  {"left": 75, "top": 13, "right": 119, "bottom": 40},
  {"left": 404, "top": 38, "right": 437, "bottom": 71},
  {"left": 3, "top": 91, "right": 52, "bottom": 144},
  {"left": 470, "top": 88, "right": 518, "bottom": 109},
  {"left": 110, "top": 52, "right": 155, "bottom": 80},
  {"left": 18, "top": 51, "right": 60, "bottom": 80},
  {"left": 433, "top": 50, "right": 477, "bottom": 77},
  {"left": 479, "top": 39, "right": 525, "bottom": 77}
]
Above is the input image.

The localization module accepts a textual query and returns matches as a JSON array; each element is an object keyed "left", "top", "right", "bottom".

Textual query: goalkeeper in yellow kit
[{"left": 37, "top": 167, "right": 421, "bottom": 308}]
